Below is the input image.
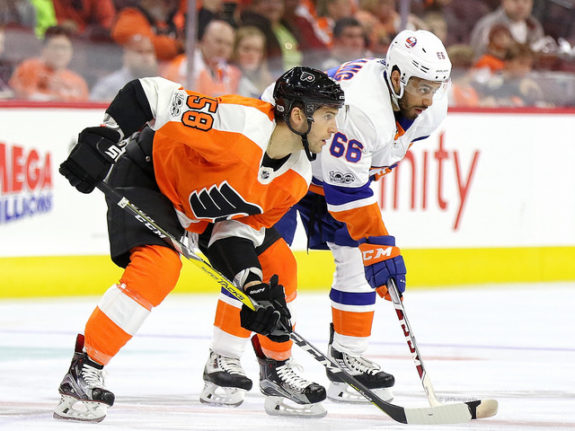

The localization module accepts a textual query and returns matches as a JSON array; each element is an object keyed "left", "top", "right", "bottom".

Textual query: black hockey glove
[
  {"left": 240, "top": 274, "right": 292, "bottom": 343},
  {"left": 59, "top": 126, "right": 124, "bottom": 194}
]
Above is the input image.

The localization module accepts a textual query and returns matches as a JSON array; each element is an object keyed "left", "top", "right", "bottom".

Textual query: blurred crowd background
[{"left": 1, "top": 0, "right": 574, "bottom": 107}]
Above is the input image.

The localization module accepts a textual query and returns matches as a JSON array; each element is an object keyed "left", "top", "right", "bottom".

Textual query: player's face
[
  {"left": 399, "top": 77, "right": 442, "bottom": 120},
  {"left": 307, "top": 106, "right": 339, "bottom": 154}
]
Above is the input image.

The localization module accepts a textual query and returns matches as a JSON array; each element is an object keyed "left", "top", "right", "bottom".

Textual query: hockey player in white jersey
[{"left": 201, "top": 29, "right": 452, "bottom": 408}]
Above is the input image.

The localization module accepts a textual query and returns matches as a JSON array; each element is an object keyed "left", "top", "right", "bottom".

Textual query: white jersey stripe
[
  {"left": 97, "top": 285, "right": 150, "bottom": 336},
  {"left": 327, "top": 195, "right": 377, "bottom": 213}
]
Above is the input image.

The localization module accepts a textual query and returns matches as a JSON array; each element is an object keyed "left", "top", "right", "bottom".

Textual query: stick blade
[
  {"left": 404, "top": 398, "right": 498, "bottom": 425},
  {"left": 404, "top": 403, "right": 472, "bottom": 425},
  {"left": 473, "top": 399, "right": 499, "bottom": 419}
]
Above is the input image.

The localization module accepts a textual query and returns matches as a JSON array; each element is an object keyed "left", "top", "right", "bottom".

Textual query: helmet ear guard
[{"left": 385, "top": 30, "right": 452, "bottom": 102}]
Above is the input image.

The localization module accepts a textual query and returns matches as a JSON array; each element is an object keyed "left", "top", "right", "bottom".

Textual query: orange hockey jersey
[{"left": 126, "top": 77, "right": 311, "bottom": 237}]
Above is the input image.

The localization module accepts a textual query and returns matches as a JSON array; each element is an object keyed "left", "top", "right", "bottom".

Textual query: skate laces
[
  {"left": 81, "top": 363, "right": 106, "bottom": 388},
  {"left": 343, "top": 352, "right": 381, "bottom": 375},
  {"left": 216, "top": 355, "right": 246, "bottom": 376},
  {"left": 276, "top": 360, "right": 311, "bottom": 391}
]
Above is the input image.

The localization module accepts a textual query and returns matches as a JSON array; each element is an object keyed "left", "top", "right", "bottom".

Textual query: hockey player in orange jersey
[{"left": 54, "top": 66, "right": 344, "bottom": 423}]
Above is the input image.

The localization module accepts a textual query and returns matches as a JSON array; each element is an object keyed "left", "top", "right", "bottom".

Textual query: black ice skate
[
  {"left": 200, "top": 349, "right": 253, "bottom": 406},
  {"left": 53, "top": 334, "right": 115, "bottom": 423},
  {"left": 326, "top": 323, "right": 395, "bottom": 403},
  {"left": 252, "top": 336, "right": 326, "bottom": 417}
]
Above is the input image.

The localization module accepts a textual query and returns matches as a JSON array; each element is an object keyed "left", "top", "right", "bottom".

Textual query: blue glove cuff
[{"left": 365, "top": 235, "right": 396, "bottom": 246}]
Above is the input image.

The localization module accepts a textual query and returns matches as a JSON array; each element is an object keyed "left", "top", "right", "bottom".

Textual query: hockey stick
[
  {"left": 387, "top": 278, "right": 498, "bottom": 420},
  {"left": 97, "top": 181, "right": 492, "bottom": 424}
]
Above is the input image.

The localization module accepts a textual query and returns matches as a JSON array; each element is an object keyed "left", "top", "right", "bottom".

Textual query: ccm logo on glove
[
  {"left": 359, "top": 235, "right": 406, "bottom": 300},
  {"left": 361, "top": 245, "right": 401, "bottom": 262}
]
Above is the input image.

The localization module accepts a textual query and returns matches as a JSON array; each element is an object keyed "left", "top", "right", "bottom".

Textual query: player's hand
[
  {"left": 240, "top": 274, "right": 292, "bottom": 342},
  {"left": 59, "top": 126, "right": 123, "bottom": 194},
  {"left": 359, "top": 235, "right": 406, "bottom": 300}
]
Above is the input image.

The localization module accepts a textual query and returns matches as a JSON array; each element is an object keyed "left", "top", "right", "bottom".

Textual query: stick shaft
[
  {"left": 388, "top": 278, "right": 441, "bottom": 406},
  {"left": 97, "top": 181, "right": 482, "bottom": 424}
]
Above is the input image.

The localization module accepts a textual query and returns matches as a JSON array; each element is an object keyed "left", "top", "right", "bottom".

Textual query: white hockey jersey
[{"left": 264, "top": 58, "right": 447, "bottom": 239}]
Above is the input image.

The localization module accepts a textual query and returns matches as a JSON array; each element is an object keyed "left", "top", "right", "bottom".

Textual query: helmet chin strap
[
  {"left": 384, "top": 70, "right": 404, "bottom": 111},
  {"left": 286, "top": 111, "right": 316, "bottom": 161}
]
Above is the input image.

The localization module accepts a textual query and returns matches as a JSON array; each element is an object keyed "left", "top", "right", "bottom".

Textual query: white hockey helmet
[{"left": 385, "top": 29, "right": 452, "bottom": 100}]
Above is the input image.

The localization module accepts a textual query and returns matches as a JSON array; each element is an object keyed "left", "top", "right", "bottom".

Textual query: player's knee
[
  {"left": 121, "top": 245, "right": 182, "bottom": 307},
  {"left": 259, "top": 238, "right": 297, "bottom": 301}
]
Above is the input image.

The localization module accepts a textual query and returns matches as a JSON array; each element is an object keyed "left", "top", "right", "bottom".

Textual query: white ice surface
[{"left": 1, "top": 282, "right": 574, "bottom": 430}]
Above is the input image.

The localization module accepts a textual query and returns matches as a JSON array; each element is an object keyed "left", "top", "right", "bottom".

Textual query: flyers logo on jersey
[
  {"left": 300, "top": 71, "right": 316, "bottom": 82},
  {"left": 189, "top": 181, "right": 263, "bottom": 222}
]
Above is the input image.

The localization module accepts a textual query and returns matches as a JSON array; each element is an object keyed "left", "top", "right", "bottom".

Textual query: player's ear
[
  {"left": 289, "top": 106, "right": 305, "bottom": 127},
  {"left": 391, "top": 69, "right": 401, "bottom": 94}
]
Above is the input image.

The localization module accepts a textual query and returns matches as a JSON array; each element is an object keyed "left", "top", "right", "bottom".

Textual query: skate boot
[
  {"left": 53, "top": 334, "right": 115, "bottom": 423},
  {"left": 200, "top": 349, "right": 253, "bottom": 406},
  {"left": 252, "top": 336, "right": 327, "bottom": 417},
  {"left": 326, "top": 323, "right": 394, "bottom": 403}
]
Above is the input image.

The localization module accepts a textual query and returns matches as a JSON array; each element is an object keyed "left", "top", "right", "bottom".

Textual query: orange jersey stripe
[
  {"left": 257, "top": 334, "right": 293, "bottom": 361},
  {"left": 309, "top": 183, "right": 325, "bottom": 196},
  {"left": 332, "top": 309, "right": 375, "bottom": 338},
  {"left": 213, "top": 300, "right": 251, "bottom": 338},
  {"left": 85, "top": 307, "right": 131, "bottom": 365},
  {"left": 258, "top": 238, "right": 298, "bottom": 303},
  {"left": 330, "top": 202, "right": 388, "bottom": 240}
]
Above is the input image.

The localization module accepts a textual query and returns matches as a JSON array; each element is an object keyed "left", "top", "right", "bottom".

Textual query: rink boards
[{"left": 1, "top": 103, "right": 574, "bottom": 297}]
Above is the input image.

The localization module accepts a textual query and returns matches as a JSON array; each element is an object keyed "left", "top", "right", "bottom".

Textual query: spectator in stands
[
  {"left": 368, "top": 25, "right": 393, "bottom": 56},
  {"left": 412, "top": 0, "right": 491, "bottom": 46},
  {"left": 422, "top": 10, "right": 448, "bottom": 44},
  {"left": 0, "top": 0, "right": 36, "bottom": 29},
  {"left": 111, "top": 0, "right": 184, "bottom": 63},
  {"left": 321, "top": 17, "right": 367, "bottom": 69},
  {"left": 470, "top": 0, "right": 544, "bottom": 58},
  {"left": 473, "top": 23, "right": 513, "bottom": 72},
  {"left": 9, "top": 25, "right": 89, "bottom": 101},
  {"left": 195, "top": 0, "right": 239, "bottom": 41},
  {"left": 232, "top": 26, "right": 274, "bottom": 98},
  {"left": 283, "top": 0, "right": 329, "bottom": 67},
  {"left": 30, "top": 0, "right": 57, "bottom": 38},
  {"left": 316, "top": 0, "right": 353, "bottom": 45},
  {"left": 90, "top": 34, "right": 157, "bottom": 102},
  {"left": 163, "top": 19, "right": 240, "bottom": 96},
  {"left": 478, "top": 42, "right": 547, "bottom": 106},
  {"left": 0, "top": 25, "right": 14, "bottom": 98},
  {"left": 240, "top": 0, "right": 302, "bottom": 76},
  {"left": 446, "top": 43, "right": 486, "bottom": 107},
  {"left": 533, "top": 0, "right": 575, "bottom": 46},
  {"left": 52, "top": 0, "right": 116, "bottom": 41},
  {"left": 355, "top": 0, "right": 425, "bottom": 48}
]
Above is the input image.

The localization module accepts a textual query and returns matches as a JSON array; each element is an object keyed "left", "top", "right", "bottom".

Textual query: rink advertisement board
[
  {"left": 1, "top": 104, "right": 574, "bottom": 296},
  {"left": 0, "top": 104, "right": 109, "bottom": 258}
]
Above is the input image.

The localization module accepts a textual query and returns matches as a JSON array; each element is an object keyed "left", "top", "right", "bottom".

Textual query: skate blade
[
  {"left": 327, "top": 382, "right": 393, "bottom": 404},
  {"left": 53, "top": 395, "right": 108, "bottom": 423},
  {"left": 264, "top": 396, "right": 327, "bottom": 418},
  {"left": 200, "top": 382, "right": 246, "bottom": 407}
]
